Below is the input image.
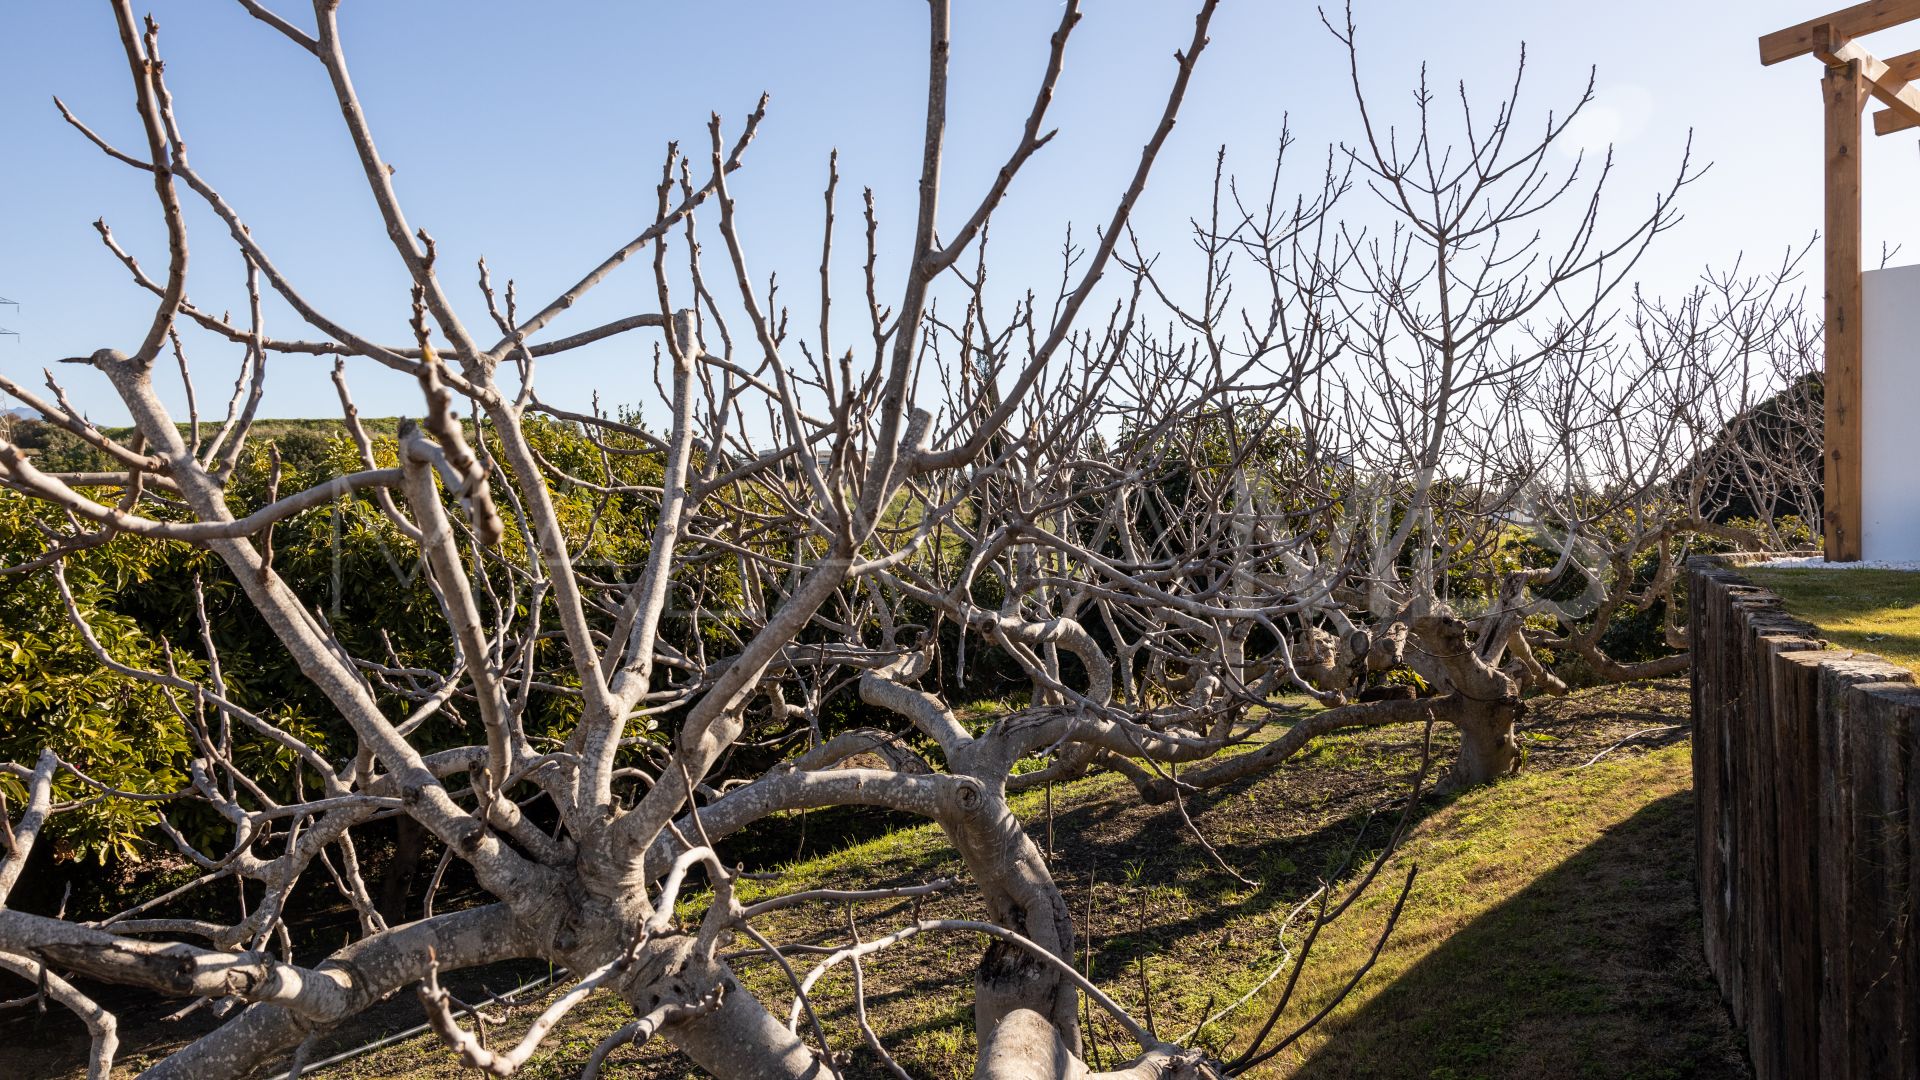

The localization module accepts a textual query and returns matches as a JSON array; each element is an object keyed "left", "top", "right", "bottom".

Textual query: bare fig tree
[
  {"left": 1490, "top": 248, "right": 1824, "bottom": 684},
  {"left": 1087, "top": 3, "right": 1701, "bottom": 799}
]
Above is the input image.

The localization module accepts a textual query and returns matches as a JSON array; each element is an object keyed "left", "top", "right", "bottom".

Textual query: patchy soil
[{"left": 15, "top": 680, "right": 1737, "bottom": 1079}]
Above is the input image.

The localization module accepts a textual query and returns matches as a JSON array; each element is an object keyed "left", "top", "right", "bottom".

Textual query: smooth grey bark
[
  {"left": 640, "top": 953, "right": 831, "bottom": 1080},
  {"left": 137, "top": 904, "right": 524, "bottom": 1080},
  {"left": 940, "top": 785, "right": 1083, "bottom": 1050},
  {"left": 975, "top": 1009, "right": 1217, "bottom": 1080}
]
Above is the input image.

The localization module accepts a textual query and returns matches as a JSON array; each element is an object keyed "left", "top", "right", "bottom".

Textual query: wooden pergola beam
[
  {"left": 1817, "top": 39, "right": 1920, "bottom": 129},
  {"left": 1871, "top": 48, "right": 1920, "bottom": 130},
  {"left": 1761, "top": 0, "right": 1920, "bottom": 65},
  {"left": 1755, "top": 5, "right": 1920, "bottom": 561}
]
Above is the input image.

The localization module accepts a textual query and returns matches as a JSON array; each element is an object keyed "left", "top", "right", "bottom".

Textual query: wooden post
[
  {"left": 1766, "top": 7, "right": 1920, "bottom": 560},
  {"left": 1824, "top": 59, "right": 1866, "bottom": 562}
]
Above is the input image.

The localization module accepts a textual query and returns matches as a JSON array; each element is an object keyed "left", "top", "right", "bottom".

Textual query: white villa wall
[{"left": 1861, "top": 265, "right": 1920, "bottom": 562}]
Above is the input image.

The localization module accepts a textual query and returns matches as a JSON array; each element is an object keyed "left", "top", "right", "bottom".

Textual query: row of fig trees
[{"left": 0, "top": 2, "right": 1817, "bottom": 1077}]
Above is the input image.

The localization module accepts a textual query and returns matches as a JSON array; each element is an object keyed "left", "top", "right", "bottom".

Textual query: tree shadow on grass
[
  {"left": 1049, "top": 774, "right": 1436, "bottom": 977},
  {"left": 1283, "top": 789, "right": 1748, "bottom": 1080}
]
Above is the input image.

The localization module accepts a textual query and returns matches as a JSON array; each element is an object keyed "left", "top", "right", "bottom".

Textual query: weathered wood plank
[
  {"left": 1843, "top": 680, "right": 1920, "bottom": 1072},
  {"left": 1817, "top": 655, "right": 1915, "bottom": 1073},
  {"left": 1906, "top": 684, "right": 1920, "bottom": 1077},
  {"left": 1773, "top": 647, "right": 1833, "bottom": 1078},
  {"left": 1752, "top": 618, "right": 1824, "bottom": 1080},
  {"left": 1693, "top": 567, "right": 1743, "bottom": 987},
  {"left": 1739, "top": 605, "right": 1793, "bottom": 1075}
]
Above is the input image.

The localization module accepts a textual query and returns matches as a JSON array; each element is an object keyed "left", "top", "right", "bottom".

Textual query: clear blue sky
[{"left": 3, "top": 1, "right": 1917, "bottom": 425}]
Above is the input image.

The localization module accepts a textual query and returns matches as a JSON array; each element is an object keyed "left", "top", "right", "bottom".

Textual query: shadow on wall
[{"left": 1286, "top": 791, "right": 1749, "bottom": 1080}]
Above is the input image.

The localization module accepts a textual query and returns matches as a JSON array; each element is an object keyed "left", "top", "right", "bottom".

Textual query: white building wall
[{"left": 1861, "top": 265, "right": 1920, "bottom": 562}]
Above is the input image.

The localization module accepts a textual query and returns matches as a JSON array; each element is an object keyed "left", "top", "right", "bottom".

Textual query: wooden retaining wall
[{"left": 1690, "top": 558, "right": 1920, "bottom": 1079}]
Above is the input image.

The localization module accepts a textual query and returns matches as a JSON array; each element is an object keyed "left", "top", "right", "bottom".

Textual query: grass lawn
[
  {"left": 1743, "top": 567, "right": 1920, "bottom": 676},
  {"left": 314, "top": 686, "right": 1733, "bottom": 1080},
  {"left": 1253, "top": 744, "right": 1742, "bottom": 1079},
  {"left": 38, "top": 684, "right": 1733, "bottom": 1079}
]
